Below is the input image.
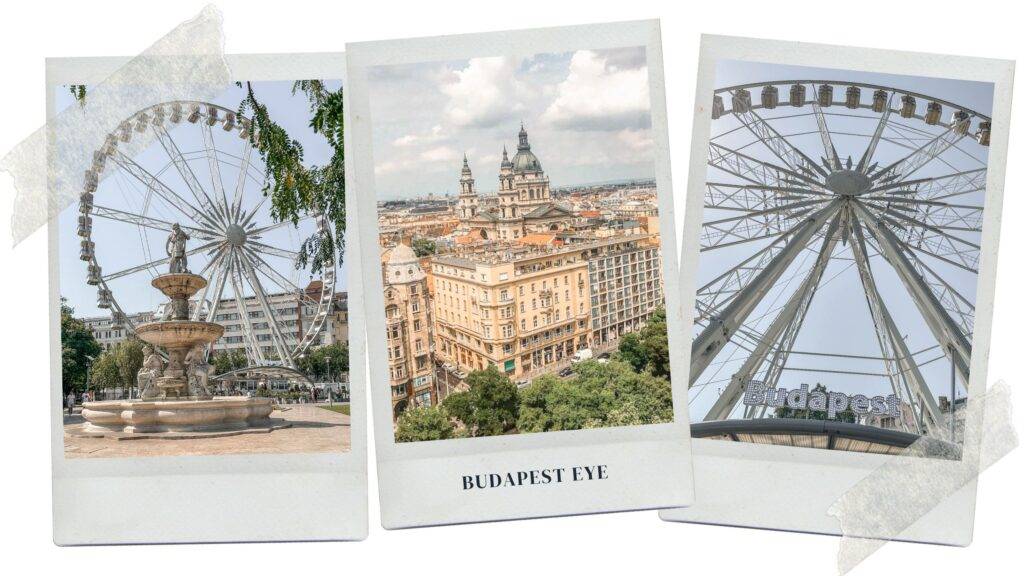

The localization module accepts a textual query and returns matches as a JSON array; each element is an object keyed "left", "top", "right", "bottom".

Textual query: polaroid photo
[
  {"left": 661, "top": 35, "right": 1013, "bottom": 544},
  {"left": 345, "top": 20, "right": 694, "bottom": 528},
  {"left": 50, "top": 53, "right": 367, "bottom": 543}
]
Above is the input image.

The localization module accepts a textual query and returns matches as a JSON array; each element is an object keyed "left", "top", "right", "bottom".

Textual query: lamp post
[{"left": 84, "top": 355, "right": 94, "bottom": 402}]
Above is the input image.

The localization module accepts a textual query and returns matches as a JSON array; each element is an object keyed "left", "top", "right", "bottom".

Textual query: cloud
[
  {"left": 616, "top": 128, "right": 654, "bottom": 155},
  {"left": 442, "top": 57, "right": 523, "bottom": 128},
  {"left": 539, "top": 50, "right": 651, "bottom": 131},
  {"left": 393, "top": 124, "right": 447, "bottom": 147},
  {"left": 419, "top": 145, "right": 462, "bottom": 164}
]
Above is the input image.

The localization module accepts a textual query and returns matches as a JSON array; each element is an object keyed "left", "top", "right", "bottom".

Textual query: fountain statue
[{"left": 80, "top": 226, "right": 276, "bottom": 435}]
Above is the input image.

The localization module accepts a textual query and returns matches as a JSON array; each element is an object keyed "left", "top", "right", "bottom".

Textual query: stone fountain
[{"left": 80, "top": 225, "right": 276, "bottom": 435}]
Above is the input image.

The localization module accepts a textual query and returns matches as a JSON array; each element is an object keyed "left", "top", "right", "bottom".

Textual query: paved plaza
[{"left": 63, "top": 403, "right": 351, "bottom": 459}]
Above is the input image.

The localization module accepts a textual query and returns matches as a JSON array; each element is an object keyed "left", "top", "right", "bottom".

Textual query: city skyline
[{"left": 367, "top": 47, "right": 656, "bottom": 200}]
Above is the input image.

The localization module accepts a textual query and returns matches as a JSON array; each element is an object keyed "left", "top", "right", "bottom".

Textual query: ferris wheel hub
[
  {"left": 225, "top": 223, "right": 248, "bottom": 247},
  {"left": 825, "top": 170, "right": 871, "bottom": 196}
]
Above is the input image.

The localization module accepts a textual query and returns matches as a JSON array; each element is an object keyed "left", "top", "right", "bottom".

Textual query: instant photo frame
[
  {"left": 661, "top": 35, "right": 1014, "bottom": 545},
  {"left": 346, "top": 20, "right": 695, "bottom": 528},
  {"left": 49, "top": 53, "right": 367, "bottom": 544}
]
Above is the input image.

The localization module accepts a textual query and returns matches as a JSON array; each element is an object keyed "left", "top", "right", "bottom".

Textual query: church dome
[
  {"left": 387, "top": 243, "right": 418, "bottom": 265},
  {"left": 384, "top": 243, "right": 426, "bottom": 284},
  {"left": 512, "top": 124, "right": 543, "bottom": 173}
]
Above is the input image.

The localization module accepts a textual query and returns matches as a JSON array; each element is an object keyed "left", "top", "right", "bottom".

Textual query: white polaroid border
[
  {"left": 345, "top": 20, "right": 694, "bottom": 528},
  {"left": 661, "top": 35, "right": 1013, "bottom": 545},
  {"left": 48, "top": 53, "right": 367, "bottom": 544}
]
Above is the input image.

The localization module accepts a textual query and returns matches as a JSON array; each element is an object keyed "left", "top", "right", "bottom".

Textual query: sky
[
  {"left": 365, "top": 46, "right": 655, "bottom": 200},
  {"left": 58, "top": 79, "right": 347, "bottom": 319},
  {"left": 688, "top": 59, "right": 994, "bottom": 424}
]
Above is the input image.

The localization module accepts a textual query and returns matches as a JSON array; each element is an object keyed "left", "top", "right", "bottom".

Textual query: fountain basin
[
  {"left": 80, "top": 396, "right": 275, "bottom": 434},
  {"left": 151, "top": 273, "right": 208, "bottom": 300},
  {"left": 135, "top": 320, "right": 224, "bottom": 348}
]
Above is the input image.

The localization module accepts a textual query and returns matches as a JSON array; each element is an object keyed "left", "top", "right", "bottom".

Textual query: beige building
[
  {"left": 580, "top": 236, "right": 664, "bottom": 346},
  {"left": 432, "top": 244, "right": 591, "bottom": 382},
  {"left": 382, "top": 243, "right": 437, "bottom": 416}
]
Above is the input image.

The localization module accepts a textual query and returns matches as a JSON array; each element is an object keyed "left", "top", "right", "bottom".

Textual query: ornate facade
[
  {"left": 459, "top": 125, "right": 574, "bottom": 241},
  {"left": 382, "top": 243, "right": 436, "bottom": 417}
]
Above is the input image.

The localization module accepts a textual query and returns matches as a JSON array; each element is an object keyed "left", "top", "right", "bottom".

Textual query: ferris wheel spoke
[
  {"left": 704, "top": 211, "right": 844, "bottom": 421},
  {"left": 852, "top": 202, "right": 972, "bottom": 384},
  {"left": 861, "top": 197, "right": 983, "bottom": 232},
  {"left": 705, "top": 182, "right": 823, "bottom": 213},
  {"left": 101, "top": 239, "right": 220, "bottom": 281},
  {"left": 199, "top": 121, "right": 230, "bottom": 212},
  {"left": 727, "top": 90, "right": 829, "bottom": 178},
  {"left": 691, "top": 200, "right": 842, "bottom": 384},
  {"left": 191, "top": 244, "right": 229, "bottom": 321},
  {"left": 231, "top": 139, "right": 254, "bottom": 221},
  {"left": 203, "top": 256, "right": 232, "bottom": 322},
  {"left": 247, "top": 215, "right": 316, "bottom": 238},
  {"left": 152, "top": 124, "right": 225, "bottom": 228},
  {"left": 91, "top": 204, "right": 220, "bottom": 241},
  {"left": 235, "top": 251, "right": 295, "bottom": 366},
  {"left": 227, "top": 251, "right": 266, "bottom": 365},
  {"left": 875, "top": 168, "right": 987, "bottom": 203},
  {"left": 248, "top": 241, "right": 301, "bottom": 262},
  {"left": 869, "top": 117, "right": 970, "bottom": 183},
  {"left": 848, "top": 215, "right": 939, "bottom": 432},
  {"left": 857, "top": 99, "right": 892, "bottom": 173},
  {"left": 709, "top": 142, "right": 823, "bottom": 190},
  {"left": 811, "top": 101, "right": 841, "bottom": 170},
  {"left": 696, "top": 230, "right": 802, "bottom": 321},
  {"left": 241, "top": 246, "right": 319, "bottom": 307},
  {"left": 109, "top": 150, "right": 220, "bottom": 231},
  {"left": 702, "top": 199, "right": 827, "bottom": 251}
]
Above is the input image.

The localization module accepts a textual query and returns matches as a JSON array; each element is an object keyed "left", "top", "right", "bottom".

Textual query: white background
[{"left": 0, "top": 1, "right": 1019, "bottom": 574}]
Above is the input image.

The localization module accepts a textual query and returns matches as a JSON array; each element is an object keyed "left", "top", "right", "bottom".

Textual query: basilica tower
[{"left": 457, "top": 154, "right": 478, "bottom": 225}]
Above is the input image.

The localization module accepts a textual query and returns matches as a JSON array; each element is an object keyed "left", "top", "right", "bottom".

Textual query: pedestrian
[{"left": 65, "top": 391, "right": 76, "bottom": 416}]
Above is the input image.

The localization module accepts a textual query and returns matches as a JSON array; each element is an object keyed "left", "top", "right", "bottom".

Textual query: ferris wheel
[
  {"left": 689, "top": 80, "right": 990, "bottom": 436},
  {"left": 76, "top": 100, "right": 335, "bottom": 368}
]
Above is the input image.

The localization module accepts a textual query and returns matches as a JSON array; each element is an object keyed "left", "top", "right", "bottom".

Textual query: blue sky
[
  {"left": 58, "top": 79, "right": 347, "bottom": 319},
  {"left": 365, "top": 46, "right": 655, "bottom": 200},
  {"left": 688, "top": 59, "right": 993, "bottom": 422}
]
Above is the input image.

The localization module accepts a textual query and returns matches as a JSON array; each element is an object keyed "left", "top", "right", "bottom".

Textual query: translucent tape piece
[
  {"left": 829, "top": 380, "right": 1017, "bottom": 574},
  {"left": 1, "top": 5, "right": 229, "bottom": 244}
]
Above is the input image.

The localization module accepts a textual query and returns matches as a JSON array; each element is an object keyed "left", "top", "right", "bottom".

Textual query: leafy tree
[
  {"left": 395, "top": 405, "right": 455, "bottom": 442},
  {"left": 60, "top": 298, "right": 102, "bottom": 395},
  {"left": 441, "top": 365, "right": 520, "bottom": 437},
  {"left": 295, "top": 342, "right": 349, "bottom": 380},
  {"left": 237, "top": 80, "right": 344, "bottom": 275},
  {"left": 614, "top": 306, "right": 670, "bottom": 379},
  {"left": 211, "top": 349, "right": 249, "bottom": 376},
  {"left": 88, "top": 351, "right": 120, "bottom": 392},
  {"left": 412, "top": 237, "right": 436, "bottom": 258},
  {"left": 518, "top": 360, "right": 673, "bottom": 433},
  {"left": 774, "top": 382, "right": 857, "bottom": 423},
  {"left": 112, "top": 339, "right": 145, "bottom": 398}
]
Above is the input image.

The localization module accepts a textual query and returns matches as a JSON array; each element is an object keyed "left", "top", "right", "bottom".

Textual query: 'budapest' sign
[{"left": 742, "top": 382, "right": 902, "bottom": 419}]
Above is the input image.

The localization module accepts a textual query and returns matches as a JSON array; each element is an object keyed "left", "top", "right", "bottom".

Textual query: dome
[
  {"left": 387, "top": 243, "right": 418, "bottom": 265},
  {"left": 512, "top": 149, "right": 542, "bottom": 173},
  {"left": 512, "top": 124, "right": 543, "bottom": 173}
]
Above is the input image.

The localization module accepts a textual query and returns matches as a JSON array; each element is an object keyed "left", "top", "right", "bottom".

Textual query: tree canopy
[
  {"left": 295, "top": 341, "right": 350, "bottom": 381},
  {"left": 60, "top": 298, "right": 102, "bottom": 395},
  {"left": 88, "top": 337, "right": 144, "bottom": 397},
  {"left": 615, "top": 307, "right": 670, "bottom": 379},
  {"left": 441, "top": 365, "right": 520, "bottom": 437},
  {"left": 395, "top": 405, "right": 455, "bottom": 442},
  {"left": 412, "top": 237, "right": 437, "bottom": 258},
  {"left": 518, "top": 359, "right": 673, "bottom": 433},
  {"left": 237, "top": 80, "right": 345, "bottom": 275}
]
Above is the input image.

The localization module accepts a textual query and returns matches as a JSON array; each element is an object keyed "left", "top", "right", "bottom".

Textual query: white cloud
[
  {"left": 442, "top": 57, "right": 523, "bottom": 128},
  {"left": 616, "top": 128, "right": 654, "bottom": 155},
  {"left": 540, "top": 50, "right": 651, "bottom": 131},
  {"left": 393, "top": 124, "right": 447, "bottom": 148},
  {"left": 419, "top": 146, "right": 462, "bottom": 164}
]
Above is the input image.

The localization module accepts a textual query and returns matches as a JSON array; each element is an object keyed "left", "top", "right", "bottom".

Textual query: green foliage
[
  {"left": 295, "top": 342, "right": 349, "bottom": 380},
  {"left": 67, "top": 85, "right": 86, "bottom": 105},
  {"left": 412, "top": 237, "right": 436, "bottom": 258},
  {"left": 88, "top": 352, "right": 120, "bottom": 391},
  {"left": 395, "top": 405, "right": 455, "bottom": 442},
  {"left": 441, "top": 365, "right": 520, "bottom": 437},
  {"left": 60, "top": 298, "right": 102, "bottom": 395},
  {"left": 237, "top": 80, "right": 345, "bottom": 275},
  {"left": 774, "top": 383, "right": 857, "bottom": 423},
  {"left": 211, "top": 349, "right": 249, "bottom": 376},
  {"left": 112, "top": 339, "right": 144, "bottom": 397},
  {"left": 517, "top": 360, "right": 673, "bottom": 433},
  {"left": 614, "top": 306, "right": 670, "bottom": 379}
]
